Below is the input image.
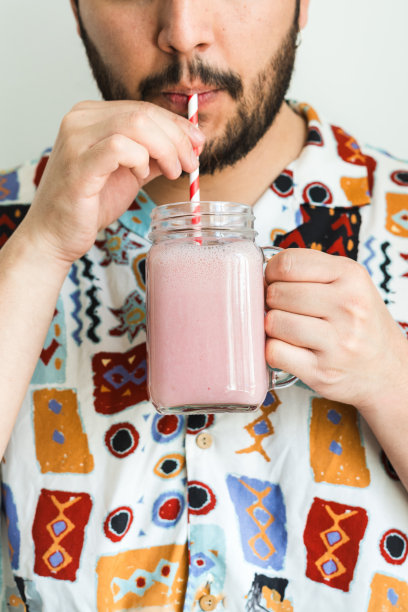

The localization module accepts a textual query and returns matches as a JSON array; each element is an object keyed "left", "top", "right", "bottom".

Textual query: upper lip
[{"left": 162, "top": 85, "right": 219, "bottom": 96}]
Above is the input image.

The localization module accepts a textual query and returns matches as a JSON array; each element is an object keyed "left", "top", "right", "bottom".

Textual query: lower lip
[{"left": 162, "top": 90, "right": 221, "bottom": 112}]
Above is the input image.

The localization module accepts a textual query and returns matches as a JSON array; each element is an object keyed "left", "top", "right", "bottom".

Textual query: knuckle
[
  {"left": 266, "top": 282, "right": 280, "bottom": 305},
  {"left": 276, "top": 250, "right": 293, "bottom": 277},
  {"left": 127, "top": 110, "right": 148, "bottom": 131},
  {"left": 342, "top": 292, "right": 369, "bottom": 320},
  {"left": 265, "top": 338, "right": 279, "bottom": 366},
  {"left": 354, "top": 260, "right": 370, "bottom": 281},
  {"left": 315, "top": 366, "right": 343, "bottom": 387},
  {"left": 265, "top": 309, "right": 279, "bottom": 335},
  {"left": 70, "top": 101, "right": 88, "bottom": 113},
  {"left": 339, "top": 265, "right": 371, "bottom": 319},
  {"left": 338, "top": 332, "right": 359, "bottom": 355},
  {"left": 59, "top": 113, "right": 75, "bottom": 136},
  {"left": 139, "top": 147, "right": 150, "bottom": 166},
  {"left": 178, "top": 129, "right": 191, "bottom": 149},
  {"left": 107, "top": 133, "right": 124, "bottom": 153}
]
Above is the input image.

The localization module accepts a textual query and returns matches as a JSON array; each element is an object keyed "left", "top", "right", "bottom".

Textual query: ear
[
  {"left": 298, "top": 0, "right": 311, "bottom": 30},
  {"left": 69, "top": 0, "right": 81, "bottom": 36}
]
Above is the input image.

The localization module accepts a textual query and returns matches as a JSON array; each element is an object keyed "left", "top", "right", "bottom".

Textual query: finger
[
  {"left": 85, "top": 111, "right": 199, "bottom": 177},
  {"left": 265, "top": 248, "right": 352, "bottom": 285},
  {"left": 84, "top": 114, "right": 190, "bottom": 179},
  {"left": 265, "top": 309, "right": 330, "bottom": 351},
  {"left": 266, "top": 337, "right": 316, "bottom": 380},
  {"left": 79, "top": 135, "right": 152, "bottom": 192},
  {"left": 68, "top": 100, "right": 206, "bottom": 151},
  {"left": 266, "top": 281, "right": 337, "bottom": 318}
]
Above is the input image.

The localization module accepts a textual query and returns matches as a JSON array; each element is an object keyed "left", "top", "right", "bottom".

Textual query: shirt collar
[{"left": 118, "top": 101, "right": 373, "bottom": 238}]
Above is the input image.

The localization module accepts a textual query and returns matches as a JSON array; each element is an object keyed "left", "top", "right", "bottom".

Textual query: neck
[{"left": 144, "top": 101, "right": 307, "bottom": 207}]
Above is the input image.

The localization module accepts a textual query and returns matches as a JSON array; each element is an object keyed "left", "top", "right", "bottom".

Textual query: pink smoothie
[{"left": 147, "top": 238, "right": 268, "bottom": 412}]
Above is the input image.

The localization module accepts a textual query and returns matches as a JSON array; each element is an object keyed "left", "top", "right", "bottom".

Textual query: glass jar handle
[{"left": 262, "top": 246, "right": 298, "bottom": 390}]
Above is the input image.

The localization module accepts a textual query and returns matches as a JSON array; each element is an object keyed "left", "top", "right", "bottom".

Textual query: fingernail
[
  {"left": 190, "top": 149, "right": 199, "bottom": 166},
  {"left": 174, "top": 159, "right": 182, "bottom": 176},
  {"left": 190, "top": 126, "right": 205, "bottom": 143}
]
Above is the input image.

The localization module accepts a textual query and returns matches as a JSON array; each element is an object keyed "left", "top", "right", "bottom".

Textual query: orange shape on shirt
[
  {"left": 236, "top": 391, "right": 281, "bottom": 462},
  {"left": 309, "top": 398, "right": 370, "bottom": 487},
  {"left": 96, "top": 544, "right": 187, "bottom": 611},
  {"left": 386, "top": 193, "right": 408, "bottom": 237},
  {"left": 367, "top": 573, "right": 408, "bottom": 611},
  {"left": 33, "top": 389, "right": 94, "bottom": 474},
  {"left": 262, "top": 586, "right": 294, "bottom": 611},
  {"left": 297, "top": 102, "right": 321, "bottom": 123},
  {"left": 340, "top": 176, "right": 371, "bottom": 206}
]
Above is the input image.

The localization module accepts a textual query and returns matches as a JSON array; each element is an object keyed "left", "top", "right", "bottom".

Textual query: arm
[
  {"left": 265, "top": 248, "right": 408, "bottom": 491},
  {"left": 0, "top": 227, "right": 70, "bottom": 457},
  {"left": 0, "top": 99, "right": 204, "bottom": 459}
]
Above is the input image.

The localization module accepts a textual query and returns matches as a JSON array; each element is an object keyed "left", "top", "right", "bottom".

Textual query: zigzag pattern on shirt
[
  {"left": 379, "top": 241, "right": 392, "bottom": 294},
  {"left": 363, "top": 236, "right": 376, "bottom": 276},
  {"left": 70, "top": 290, "right": 83, "bottom": 347},
  {"left": 68, "top": 262, "right": 80, "bottom": 286},
  {"left": 85, "top": 286, "right": 101, "bottom": 343},
  {"left": 80, "top": 253, "right": 96, "bottom": 281},
  {"left": 68, "top": 263, "right": 83, "bottom": 346}
]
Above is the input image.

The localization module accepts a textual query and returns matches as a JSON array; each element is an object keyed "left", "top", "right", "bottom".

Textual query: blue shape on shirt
[
  {"left": 0, "top": 171, "right": 19, "bottom": 201},
  {"left": 226, "top": 474, "right": 287, "bottom": 570},
  {"left": 52, "top": 430, "right": 65, "bottom": 444},
  {"left": 262, "top": 392, "right": 276, "bottom": 408},
  {"left": 253, "top": 420, "right": 269, "bottom": 436},
  {"left": 322, "top": 559, "right": 337, "bottom": 576},
  {"left": 52, "top": 520, "right": 67, "bottom": 537},
  {"left": 388, "top": 588, "right": 399, "bottom": 606},
  {"left": 253, "top": 537, "right": 272, "bottom": 559},
  {"left": 49, "top": 551, "right": 64, "bottom": 568},
  {"left": 329, "top": 441, "right": 343, "bottom": 455},
  {"left": 326, "top": 530, "right": 341, "bottom": 546},
  {"left": 190, "top": 553, "right": 215, "bottom": 577},
  {"left": 327, "top": 409, "right": 341, "bottom": 425},
  {"left": 48, "top": 399, "right": 62, "bottom": 414},
  {"left": 253, "top": 506, "right": 271, "bottom": 525},
  {"left": 1, "top": 484, "right": 20, "bottom": 570}
]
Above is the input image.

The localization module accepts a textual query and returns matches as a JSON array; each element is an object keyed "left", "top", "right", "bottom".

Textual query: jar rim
[
  {"left": 149, "top": 201, "right": 256, "bottom": 243},
  {"left": 150, "top": 201, "right": 253, "bottom": 221}
]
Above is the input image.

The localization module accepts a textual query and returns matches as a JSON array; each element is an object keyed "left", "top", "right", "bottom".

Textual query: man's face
[{"left": 73, "top": 0, "right": 304, "bottom": 175}]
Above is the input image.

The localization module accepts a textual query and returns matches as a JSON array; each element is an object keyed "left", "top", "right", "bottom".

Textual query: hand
[
  {"left": 20, "top": 100, "right": 205, "bottom": 266},
  {"left": 264, "top": 248, "right": 408, "bottom": 413}
]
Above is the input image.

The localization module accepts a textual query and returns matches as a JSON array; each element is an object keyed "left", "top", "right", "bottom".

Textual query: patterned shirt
[{"left": 0, "top": 103, "right": 408, "bottom": 612}]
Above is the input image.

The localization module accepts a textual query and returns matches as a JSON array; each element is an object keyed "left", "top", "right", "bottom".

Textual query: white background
[{"left": 1, "top": 0, "right": 407, "bottom": 168}]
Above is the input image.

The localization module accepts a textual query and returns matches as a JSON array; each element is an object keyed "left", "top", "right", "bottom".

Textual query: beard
[{"left": 77, "top": 13, "right": 298, "bottom": 175}]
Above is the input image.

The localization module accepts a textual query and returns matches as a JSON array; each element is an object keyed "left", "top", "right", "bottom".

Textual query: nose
[{"left": 157, "top": 0, "right": 215, "bottom": 56}]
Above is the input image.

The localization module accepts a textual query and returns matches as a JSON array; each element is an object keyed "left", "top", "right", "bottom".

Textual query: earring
[{"left": 296, "top": 31, "right": 302, "bottom": 48}]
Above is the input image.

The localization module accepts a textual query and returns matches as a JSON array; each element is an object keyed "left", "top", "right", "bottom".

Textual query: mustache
[{"left": 139, "top": 58, "right": 243, "bottom": 101}]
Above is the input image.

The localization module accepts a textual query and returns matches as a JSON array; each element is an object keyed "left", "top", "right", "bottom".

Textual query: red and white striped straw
[{"left": 188, "top": 94, "right": 202, "bottom": 244}]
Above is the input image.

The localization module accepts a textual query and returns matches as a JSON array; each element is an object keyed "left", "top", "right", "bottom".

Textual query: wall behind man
[{"left": 1, "top": 0, "right": 407, "bottom": 168}]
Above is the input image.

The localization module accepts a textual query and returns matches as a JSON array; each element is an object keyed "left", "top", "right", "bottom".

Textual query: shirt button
[
  {"left": 199, "top": 594, "right": 218, "bottom": 611},
  {"left": 196, "top": 432, "right": 213, "bottom": 449}
]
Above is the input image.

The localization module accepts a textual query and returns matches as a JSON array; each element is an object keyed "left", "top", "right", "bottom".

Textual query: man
[{"left": 0, "top": 0, "right": 407, "bottom": 609}]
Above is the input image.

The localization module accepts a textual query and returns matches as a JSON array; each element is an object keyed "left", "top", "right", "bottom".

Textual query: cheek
[
  {"left": 217, "top": 3, "right": 294, "bottom": 79},
  {"left": 81, "top": 6, "right": 155, "bottom": 75}
]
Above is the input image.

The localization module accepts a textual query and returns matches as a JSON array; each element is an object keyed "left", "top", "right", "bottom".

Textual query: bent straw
[{"left": 188, "top": 94, "right": 202, "bottom": 244}]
